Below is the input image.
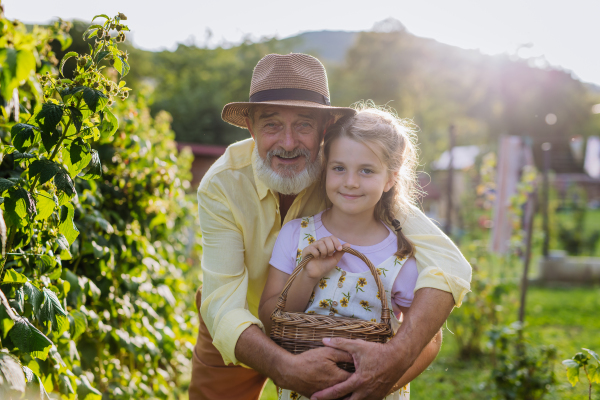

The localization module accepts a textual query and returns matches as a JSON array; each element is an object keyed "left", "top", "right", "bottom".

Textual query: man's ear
[{"left": 245, "top": 117, "right": 256, "bottom": 140}]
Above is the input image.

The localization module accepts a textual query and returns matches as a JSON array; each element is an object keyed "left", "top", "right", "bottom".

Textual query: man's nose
[{"left": 279, "top": 124, "right": 298, "bottom": 151}]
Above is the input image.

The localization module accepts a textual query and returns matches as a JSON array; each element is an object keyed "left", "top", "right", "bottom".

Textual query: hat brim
[{"left": 222, "top": 100, "right": 356, "bottom": 129}]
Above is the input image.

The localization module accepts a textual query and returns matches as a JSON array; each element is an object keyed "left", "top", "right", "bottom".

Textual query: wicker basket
[{"left": 270, "top": 248, "right": 393, "bottom": 372}]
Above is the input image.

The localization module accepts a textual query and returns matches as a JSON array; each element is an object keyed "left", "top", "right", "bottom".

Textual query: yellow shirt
[{"left": 197, "top": 138, "right": 471, "bottom": 366}]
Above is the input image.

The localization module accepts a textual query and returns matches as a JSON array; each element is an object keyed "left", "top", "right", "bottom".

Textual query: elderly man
[{"left": 189, "top": 53, "right": 471, "bottom": 400}]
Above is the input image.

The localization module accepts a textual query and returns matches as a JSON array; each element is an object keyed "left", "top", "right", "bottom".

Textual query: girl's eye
[
  {"left": 361, "top": 169, "right": 374, "bottom": 174},
  {"left": 333, "top": 166, "right": 345, "bottom": 172}
]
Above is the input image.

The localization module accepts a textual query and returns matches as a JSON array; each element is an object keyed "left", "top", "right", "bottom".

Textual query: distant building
[{"left": 176, "top": 142, "right": 227, "bottom": 190}]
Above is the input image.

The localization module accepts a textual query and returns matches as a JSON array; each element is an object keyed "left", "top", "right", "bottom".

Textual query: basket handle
[{"left": 274, "top": 247, "right": 391, "bottom": 325}]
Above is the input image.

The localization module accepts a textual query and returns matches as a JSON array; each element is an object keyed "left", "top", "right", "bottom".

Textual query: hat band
[{"left": 249, "top": 88, "right": 331, "bottom": 106}]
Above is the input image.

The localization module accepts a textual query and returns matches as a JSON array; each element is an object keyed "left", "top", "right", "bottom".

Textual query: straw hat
[{"left": 221, "top": 53, "right": 356, "bottom": 129}]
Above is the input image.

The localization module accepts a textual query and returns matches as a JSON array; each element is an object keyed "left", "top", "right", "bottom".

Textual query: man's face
[{"left": 246, "top": 106, "right": 324, "bottom": 177}]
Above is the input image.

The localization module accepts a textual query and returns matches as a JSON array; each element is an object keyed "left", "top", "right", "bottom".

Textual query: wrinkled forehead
[{"left": 249, "top": 104, "right": 326, "bottom": 123}]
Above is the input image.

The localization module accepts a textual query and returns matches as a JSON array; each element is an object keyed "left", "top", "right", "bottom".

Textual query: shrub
[{"left": 0, "top": 12, "right": 198, "bottom": 399}]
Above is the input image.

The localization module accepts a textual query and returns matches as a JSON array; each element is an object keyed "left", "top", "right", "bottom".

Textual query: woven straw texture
[
  {"left": 270, "top": 248, "right": 393, "bottom": 372},
  {"left": 222, "top": 53, "right": 355, "bottom": 128}
]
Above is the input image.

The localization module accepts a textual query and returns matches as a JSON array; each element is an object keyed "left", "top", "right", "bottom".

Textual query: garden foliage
[
  {"left": 0, "top": 11, "right": 197, "bottom": 399},
  {"left": 563, "top": 348, "right": 600, "bottom": 400}
]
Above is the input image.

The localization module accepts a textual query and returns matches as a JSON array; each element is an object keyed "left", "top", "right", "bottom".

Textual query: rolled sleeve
[
  {"left": 197, "top": 187, "right": 264, "bottom": 366},
  {"left": 400, "top": 206, "right": 472, "bottom": 307}
]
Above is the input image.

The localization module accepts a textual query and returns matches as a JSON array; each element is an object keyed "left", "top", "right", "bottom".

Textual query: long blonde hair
[{"left": 322, "top": 102, "right": 419, "bottom": 259}]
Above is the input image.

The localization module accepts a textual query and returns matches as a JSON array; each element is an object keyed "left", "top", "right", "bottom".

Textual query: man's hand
[
  {"left": 278, "top": 346, "right": 353, "bottom": 397},
  {"left": 310, "top": 338, "right": 404, "bottom": 400},
  {"left": 235, "top": 325, "right": 353, "bottom": 398}
]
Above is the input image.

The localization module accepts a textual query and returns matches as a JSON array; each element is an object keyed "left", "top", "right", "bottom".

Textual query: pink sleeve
[
  {"left": 269, "top": 219, "right": 302, "bottom": 275},
  {"left": 391, "top": 257, "right": 418, "bottom": 308}
]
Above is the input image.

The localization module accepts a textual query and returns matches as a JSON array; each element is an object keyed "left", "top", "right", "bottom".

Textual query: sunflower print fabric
[{"left": 279, "top": 215, "right": 411, "bottom": 400}]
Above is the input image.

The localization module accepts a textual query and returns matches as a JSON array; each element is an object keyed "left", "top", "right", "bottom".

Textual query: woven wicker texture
[
  {"left": 221, "top": 53, "right": 355, "bottom": 128},
  {"left": 270, "top": 248, "right": 393, "bottom": 372}
]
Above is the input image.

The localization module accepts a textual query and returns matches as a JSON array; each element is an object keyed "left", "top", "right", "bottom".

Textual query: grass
[{"left": 260, "top": 285, "right": 600, "bottom": 399}]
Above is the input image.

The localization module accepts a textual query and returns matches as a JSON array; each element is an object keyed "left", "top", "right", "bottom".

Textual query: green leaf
[
  {"left": 35, "top": 254, "right": 57, "bottom": 276},
  {"left": 59, "top": 203, "right": 79, "bottom": 245},
  {"left": 80, "top": 150, "right": 102, "bottom": 180},
  {"left": 68, "top": 310, "right": 87, "bottom": 340},
  {"left": 58, "top": 85, "right": 85, "bottom": 103},
  {"left": 16, "top": 50, "right": 36, "bottom": 82},
  {"left": 91, "top": 14, "right": 110, "bottom": 22},
  {"left": 82, "top": 87, "right": 108, "bottom": 113},
  {"left": 35, "top": 190, "right": 57, "bottom": 221},
  {"left": 56, "top": 234, "right": 69, "bottom": 251},
  {"left": 8, "top": 318, "right": 53, "bottom": 360},
  {"left": 11, "top": 123, "right": 40, "bottom": 152},
  {"left": 29, "top": 160, "right": 62, "bottom": 185},
  {"left": 59, "top": 52, "right": 78, "bottom": 77},
  {"left": 58, "top": 372, "right": 75, "bottom": 395},
  {"left": 113, "top": 55, "right": 130, "bottom": 78},
  {"left": 38, "top": 288, "right": 68, "bottom": 334},
  {"left": 4, "top": 187, "right": 36, "bottom": 226},
  {"left": 95, "top": 50, "right": 111, "bottom": 64},
  {"left": 0, "top": 305, "right": 15, "bottom": 338},
  {"left": 3, "top": 269, "right": 28, "bottom": 285},
  {"left": 583, "top": 348, "right": 600, "bottom": 364},
  {"left": 8, "top": 152, "right": 35, "bottom": 161},
  {"left": 23, "top": 366, "right": 50, "bottom": 400},
  {"left": 0, "top": 178, "right": 15, "bottom": 194},
  {"left": 39, "top": 131, "right": 60, "bottom": 154},
  {"left": 35, "top": 103, "right": 64, "bottom": 135},
  {"left": 589, "top": 364, "right": 600, "bottom": 384},
  {"left": 54, "top": 170, "right": 76, "bottom": 198},
  {"left": 0, "top": 352, "right": 26, "bottom": 396},
  {"left": 77, "top": 374, "right": 101, "bottom": 400},
  {"left": 23, "top": 282, "right": 43, "bottom": 317},
  {"left": 68, "top": 106, "right": 83, "bottom": 133},
  {"left": 99, "top": 109, "right": 119, "bottom": 137},
  {"left": 563, "top": 359, "right": 580, "bottom": 386}
]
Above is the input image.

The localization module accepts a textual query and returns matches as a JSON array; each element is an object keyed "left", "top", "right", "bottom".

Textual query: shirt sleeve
[
  {"left": 269, "top": 219, "right": 301, "bottom": 274},
  {"left": 391, "top": 257, "right": 418, "bottom": 308},
  {"left": 197, "top": 184, "right": 263, "bottom": 366},
  {"left": 399, "top": 205, "right": 472, "bottom": 307}
]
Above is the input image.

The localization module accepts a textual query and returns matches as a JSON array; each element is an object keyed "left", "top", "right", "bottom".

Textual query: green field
[{"left": 260, "top": 285, "right": 600, "bottom": 399}]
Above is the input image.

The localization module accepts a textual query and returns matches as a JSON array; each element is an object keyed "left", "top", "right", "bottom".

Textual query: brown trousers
[{"left": 189, "top": 289, "right": 268, "bottom": 400}]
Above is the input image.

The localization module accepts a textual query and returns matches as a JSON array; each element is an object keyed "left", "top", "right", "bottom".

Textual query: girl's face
[{"left": 325, "top": 137, "right": 396, "bottom": 217}]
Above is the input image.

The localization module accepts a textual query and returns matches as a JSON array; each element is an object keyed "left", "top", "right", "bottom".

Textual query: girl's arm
[
  {"left": 259, "top": 237, "right": 346, "bottom": 335},
  {"left": 388, "top": 306, "right": 442, "bottom": 392}
]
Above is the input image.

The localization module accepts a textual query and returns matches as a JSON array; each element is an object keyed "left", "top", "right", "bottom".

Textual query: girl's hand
[{"left": 301, "top": 236, "right": 347, "bottom": 279}]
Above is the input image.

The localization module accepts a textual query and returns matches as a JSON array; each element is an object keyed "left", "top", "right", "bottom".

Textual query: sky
[{"left": 6, "top": 0, "right": 600, "bottom": 85}]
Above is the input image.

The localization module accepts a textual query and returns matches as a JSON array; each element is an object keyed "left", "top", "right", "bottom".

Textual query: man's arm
[
  {"left": 312, "top": 288, "right": 454, "bottom": 400},
  {"left": 198, "top": 186, "right": 353, "bottom": 397}
]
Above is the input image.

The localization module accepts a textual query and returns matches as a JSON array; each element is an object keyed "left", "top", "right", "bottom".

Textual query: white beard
[{"left": 253, "top": 146, "right": 322, "bottom": 195}]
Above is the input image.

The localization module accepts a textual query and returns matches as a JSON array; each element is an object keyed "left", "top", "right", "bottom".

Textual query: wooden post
[
  {"left": 518, "top": 189, "right": 536, "bottom": 325},
  {"left": 445, "top": 125, "right": 456, "bottom": 235},
  {"left": 542, "top": 142, "right": 551, "bottom": 258}
]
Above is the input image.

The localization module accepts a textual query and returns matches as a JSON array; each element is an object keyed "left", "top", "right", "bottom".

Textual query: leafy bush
[
  {"left": 0, "top": 12, "right": 198, "bottom": 399},
  {"left": 556, "top": 188, "right": 600, "bottom": 256},
  {"left": 487, "top": 323, "right": 557, "bottom": 400},
  {"left": 563, "top": 348, "right": 600, "bottom": 400}
]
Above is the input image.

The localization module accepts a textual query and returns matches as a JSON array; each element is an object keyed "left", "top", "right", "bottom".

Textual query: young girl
[{"left": 259, "top": 106, "right": 442, "bottom": 400}]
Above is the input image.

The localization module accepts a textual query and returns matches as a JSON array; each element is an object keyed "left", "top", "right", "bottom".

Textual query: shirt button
[
  {"left": 332, "top": 301, "right": 338, "bottom": 306},
  {"left": 329, "top": 312, "right": 335, "bottom": 316},
  {"left": 337, "top": 283, "right": 343, "bottom": 288},
  {"left": 341, "top": 271, "right": 347, "bottom": 276}
]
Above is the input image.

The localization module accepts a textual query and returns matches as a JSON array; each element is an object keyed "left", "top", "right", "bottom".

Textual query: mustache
[{"left": 266, "top": 148, "right": 311, "bottom": 161}]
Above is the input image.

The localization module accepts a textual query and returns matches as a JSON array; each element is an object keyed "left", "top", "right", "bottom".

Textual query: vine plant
[{"left": 0, "top": 13, "right": 131, "bottom": 399}]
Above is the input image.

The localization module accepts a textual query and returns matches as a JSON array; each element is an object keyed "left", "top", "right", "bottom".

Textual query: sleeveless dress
[{"left": 278, "top": 216, "right": 410, "bottom": 400}]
